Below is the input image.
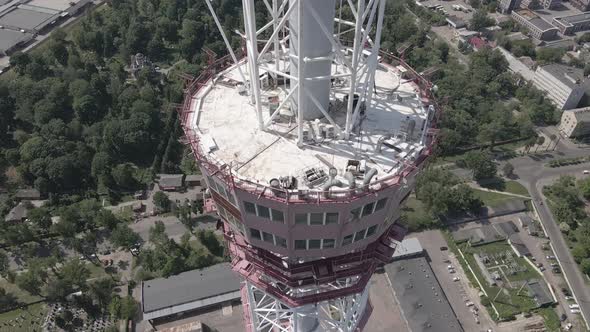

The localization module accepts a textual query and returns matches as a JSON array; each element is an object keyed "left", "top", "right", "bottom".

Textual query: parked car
[
  {"left": 560, "top": 313, "right": 567, "bottom": 321},
  {"left": 552, "top": 268, "right": 561, "bottom": 274},
  {"left": 453, "top": 277, "right": 460, "bottom": 281},
  {"left": 536, "top": 263, "right": 543, "bottom": 268},
  {"left": 583, "top": 170, "right": 589, "bottom": 174},
  {"left": 440, "top": 246, "right": 448, "bottom": 251},
  {"left": 569, "top": 304, "right": 580, "bottom": 309},
  {"left": 571, "top": 309, "right": 581, "bottom": 314},
  {"left": 540, "top": 267, "right": 546, "bottom": 272},
  {"left": 546, "top": 255, "right": 556, "bottom": 260}
]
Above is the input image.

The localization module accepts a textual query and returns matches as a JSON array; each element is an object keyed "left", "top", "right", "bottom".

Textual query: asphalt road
[{"left": 508, "top": 147, "right": 590, "bottom": 329}]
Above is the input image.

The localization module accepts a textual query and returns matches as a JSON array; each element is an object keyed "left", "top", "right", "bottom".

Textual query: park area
[{"left": 449, "top": 239, "right": 559, "bottom": 329}]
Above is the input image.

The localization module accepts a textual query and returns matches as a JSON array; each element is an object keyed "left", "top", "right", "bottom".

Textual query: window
[
  {"left": 257, "top": 205, "right": 271, "bottom": 219},
  {"left": 342, "top": 234, "right": 354, "bottom": 246},
  {"left": 244, "top": 201, "right": 256, "bottom": 215},
  {"left": 295, "top": 240, "right": 307, "bottom": 250},
  {"left": 275, "top": 236, "right": 287, "bottom": 248},
  {"left": 271, "top": 209, "right": 284, "bottom": 223},
  {"left": 262, "top": 231, "right": 273, "bottom": 243},
  {"left": 354, "top": 230, "right": 366, "bottom": 242},
  {"left": 326, "top": 213, "right": 339, "bottom": 224},
  {"left": 295, "top": 213, "right": 308, "bottom": 224},
  {"left": 310, "top": 213, "right": 324, "bottom": 225},
  {"left": 366, "top": 225, "right": 377, "bottom": 237},
  {"left": 323, "top": 239, "right": 335, "bottom": 248},
  {"left": 362, "top": 202, "right": 375, "bottom": 217},
  {"left": 375, "top": 198, "right": 388, "bottom": 212},
  {"left": 350, "top": 207, "right": 361, "bottom": 221},
  {"left": 308, "top": 239, "right": 321, "bottom": 249},
  {"left": 250, "top": 228, "right": 261, "bottom": 240}
]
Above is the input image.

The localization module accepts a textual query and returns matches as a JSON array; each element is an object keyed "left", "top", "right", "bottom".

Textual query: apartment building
[
  {"left": 559, "top": 107, "right": 590, "bottom": 137},
  {"left": 511, "top": 9, "right": 559, "bottom": 41},
  {"left": 533, "top": 64, "right": 587, "bottom": 110}
]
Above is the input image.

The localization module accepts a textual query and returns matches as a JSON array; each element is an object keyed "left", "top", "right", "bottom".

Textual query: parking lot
[
  {"left": 419, "top": 0, "right": 474, "bottom": 21},
  {"left": 413, "top": 230, "right": 496, "bottom": 332}
]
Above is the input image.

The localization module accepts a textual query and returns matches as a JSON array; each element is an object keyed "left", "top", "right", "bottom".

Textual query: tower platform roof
[{"left": 187, "top": 54, "right": 430, "bottom": 192}]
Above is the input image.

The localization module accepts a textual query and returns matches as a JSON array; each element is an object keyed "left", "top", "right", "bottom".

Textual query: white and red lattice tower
[{"left": 180, "top": 1, "right": 441, "bottom": 331}]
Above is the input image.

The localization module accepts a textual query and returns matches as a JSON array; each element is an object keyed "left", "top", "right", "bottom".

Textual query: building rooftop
[
  {"left": 26, "top": 0, "right": 89, "bottom": 12},
  {"left": 554, "top": 11, "right": 590, "bottom": 25},
  {"left": 189, "top": 52, "right": 429, "bottom": 192},
  {"left": 564, "top": 106, "right": 590, "bottom": 121},
  {"left": 386, "top": 256, "right": 464, "bottom": 332},
  {"left": 15, "top": 188, "right": 41, "bottom": 200},
  {"left": 526, "top": 279, "right": 554, "bottom": 307},
  {"left": 392, "top": 237, "right": 423, "bottom": 259},
  {"left": 5, "top": 202, "right": 28, "bottom": 222},
  {"left": 0, "top": 6, "right": 58, "bottom": 32},
  {"left": 539, "top": 64, "right": 586, "bottom": 89},
  {"left": 0, "top": 28, "right": 33, "bottom": 54},
  {"left": 157, "top": 174, "right": 185, "bottom": 188},
  {"left": 513, "top": 9, "right": 556, "bottom": 31},
  {"left": 142, "top": 263, "right": 241, "bottom": 315}
]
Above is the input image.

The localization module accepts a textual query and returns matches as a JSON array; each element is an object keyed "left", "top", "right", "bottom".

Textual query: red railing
[
  {"left": 222, "top": 220, "right": 406, "bottom": 306},
  {"left": 177, "top": 48, "right": 442, "bottom": 205}
]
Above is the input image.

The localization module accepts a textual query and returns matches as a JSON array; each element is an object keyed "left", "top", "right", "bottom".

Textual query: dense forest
[{"left": 0, "top": 0, "right": 559, "bottom": 204}]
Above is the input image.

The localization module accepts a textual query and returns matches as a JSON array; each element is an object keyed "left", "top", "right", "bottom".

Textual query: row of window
[
  {"left": 350, "top": 198, "right": 388, "bottom": 221},
  {"left": 207, "top": 175, "right": 237, "bottom": 207},
  {"left": 342, "top": 225, "right": 378, "bottom": 246},
  {"left": 243, "top": 197, "right": 388, "bottom": 225},
  {"left": 294, "top": 238, "right": 335, "bottom": 250},
  {"left": 250, "top": 228, "right": 287, "bottom": 248},
  {"left": 249, "top": 224, "right": 379, "bottom": 250},
  {"left": 217, "top": 205, "right": 245, "bottom": 235},
  {"left": 244, "top": 202, "right": 285, "bottom": 223},
  {"left": 295, "top": 212, "right": 339, "bottom": 225}
]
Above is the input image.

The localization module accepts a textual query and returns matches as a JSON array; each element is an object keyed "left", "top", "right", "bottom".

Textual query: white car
[
  {"left": 447, "top": 265, "right": 453, "bottom": 269},
  {"left": 565, "top": 296, "right": 574, "bottom": 300},
  {"left": 571, "top": 309, "right": 581, "bottom": 314},
  {"left": 583, "top": 170, "right": 589, "bottom": 174},
  {"left": 466, "top": 301, "right": 474, "bottom": 307},
  {"left": 453, "top": 277, "right": 460, "bottom": 281},
  {"left": 569, "top": 304, "right": 580, "bottom": 309}
]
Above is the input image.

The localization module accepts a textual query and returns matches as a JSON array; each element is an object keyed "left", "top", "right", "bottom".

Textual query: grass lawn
[
  {"left": 0, "top": 303, "right": 47, "bottom": 332},
  {"left": 472, "top": 189, "right": 516, "bottom": 208},
  {"left": 503, "top": 181, "right": 530, "bottom": 196},
  {"left": 400, "top": 196, "right": 439, "bottom": 231},
  {"left": 0, "top": 278, "right": 42, "bottom": 304},
  {"left": 534, "top": 307, "right": 561, "bottom": 332}
]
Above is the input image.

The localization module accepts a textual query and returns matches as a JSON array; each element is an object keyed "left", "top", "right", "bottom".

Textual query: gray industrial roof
[
  {"left": 142, "top": 263, "right": 241, "bottom": 314},
  {"left": 386, "top": 257, "right": 464, "bottom": 332},
  {"left": 157, "top": 174, "right": 185, "bottom": 188},
  {"left": 526, "top": 279, "right": 553, "bottom": 307},
  {"left": 5, "top": 202, "right": 28, "bottom": 222},
  {"left": 541, "top": 64, "right": 586, "bottom": 89},
  {"left": 0, "top": 7, "right": 57, "bottom": 32},
  {"left": 556, "top": 12, "right": 590, "bottom": 25},
  {"left": 0, "top": 28, "right": 33, "bottom": 53},
  {"left": 392, "top": 237, "right": 424, "bottom": 259},
  {"left": 529, "top": 17, "right": 555, "bottom": 31}
]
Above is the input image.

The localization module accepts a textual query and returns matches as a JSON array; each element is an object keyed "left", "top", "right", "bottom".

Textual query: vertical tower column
[{"left": 289, "top": 0, "right": 336, "bottom": 121}]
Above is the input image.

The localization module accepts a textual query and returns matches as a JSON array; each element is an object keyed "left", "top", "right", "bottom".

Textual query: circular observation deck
[{"left": 183, "top": 50, "right": 437, "bottom": 205}]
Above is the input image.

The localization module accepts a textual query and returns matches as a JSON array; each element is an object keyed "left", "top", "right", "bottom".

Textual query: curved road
[{"left": 508, "top": 148, "right": 590, "bottom": 329}]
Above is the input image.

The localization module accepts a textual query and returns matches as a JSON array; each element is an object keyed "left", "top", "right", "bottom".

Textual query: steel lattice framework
[{"left": 189, "top": 0, "right": 441, "bottom": 331}]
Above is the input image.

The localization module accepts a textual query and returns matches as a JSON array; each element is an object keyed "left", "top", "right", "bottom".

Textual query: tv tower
[{"left": 180, "top": 0, "right": 440, "bottom": 331}]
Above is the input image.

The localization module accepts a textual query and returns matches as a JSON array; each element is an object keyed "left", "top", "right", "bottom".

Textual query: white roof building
[
  {"left": 559, "top": 106, "right": 590, "bottom": 137},
  {"left": 532, "top": 64, "right": 587, "bottom": 110}
]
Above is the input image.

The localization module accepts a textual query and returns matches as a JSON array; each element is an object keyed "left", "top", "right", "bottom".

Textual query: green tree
[
  {"left": 0, "top": 251, "right": 8, "bottom": 278},
  {"left": 110, "top": 224, "right": 141, "bottom": 251},
  {"left": 578, "top": 178, "right": 590, "bottom": 200},
  {"left": 153, "top": 191, "right": 171, "bottom": 212},
  {"left": 502, "top": 162, "right": 514, "bottom": 177},
  {"left": 581, "top": 258, "right": 590, "bottom": 276},
  {"left": 28, "top": 207, "right": 52, "bottom": 233},
  {"left": 463, "top": 150, "right": 497, "bottom": 181},
  {"left": 469, "top": 9, "right": 493, "bottom": 31},
  {"left": 0, "top": 287, "right": 18, "bottom": 310}
]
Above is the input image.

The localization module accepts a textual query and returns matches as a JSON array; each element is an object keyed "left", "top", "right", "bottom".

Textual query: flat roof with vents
[
  {"left": 189, "top": 51, "right": 429, "bottom": 190},
  {"left": 141, "top": 263, "right": 242, "bottom": 321},
  {"left": 386, "top": 256, "right": 464, "bottom": 332}
]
